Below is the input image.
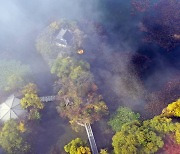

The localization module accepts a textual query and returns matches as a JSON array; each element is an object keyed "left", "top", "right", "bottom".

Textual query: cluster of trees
[
  {"left": 132, "top": 0, "right": 180, "bottom": 49},
  {"left": 0, "top": 60, "right": 31, "bottom": 94},
  {"left": 108, "top": 106, "right": 180, "bottom": 154},
  {"left": 36, "top": 20, "right": 109, "bottom": 130},
  {"left": 36, "top": 19, "right": 109, "bottom": 152},
  {"left": 36, "top": 20, "right": 85, "bottom": 63},
  {"left": 35, "top": 17, "right": 179, "bottom": 153},
  {"left": 52, "top": 55, "right": 108, "bottom": 130},
  {"left": 0, "top": 83, "right": 45, "bottom": 153},
  {"left": 0, "top": 120, "right": 30, "bottom": 154},
  {"left": 64, "top": 101, "right": 180, "bottom": 153}
]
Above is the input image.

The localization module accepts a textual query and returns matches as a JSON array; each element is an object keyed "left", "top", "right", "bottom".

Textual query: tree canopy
[
  {"left": 20, "top": 83, "right": 44, "bottom": 120},
  {"left": 162, "top": 99, "right": 180, "bottom": 117},
  {"left": 57, "top": 81, "right": 108, "bottom": 127},
  {"left": 64, "top": 138, "right": 91, "bottom": 154},
  {"left": 100, "top": 149, "right": 109, "bottom": 154},
  {"left": 143, "top": 116, "right": 180, "bottom": 144},
  {"left": 108, "top": 107, "right": 140, "bottom": 132},
  {"left": 0, "top": 60, "right": 30, "bottom": 93},
  {"left": 0, "top": 120, "right": 30, "bottom": 154},
  {"left": 51, "top": 57, "right": 91, "bottom": 83},
  {"left": 112, "top": 116, "right": 180, "bottom": 154},
  {"left": 112, "top": 120, "right": 164, "bottom": 154},
  {"left": 52, "top": 55, "right": 108, "bottom": 129}
]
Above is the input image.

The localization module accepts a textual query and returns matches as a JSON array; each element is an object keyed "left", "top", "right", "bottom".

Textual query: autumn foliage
[
  {"left": 21, "top": 83, "right": 44, "bottom": 120},
  {"left": 52, "top": 55, "right": 108, "bottom": 130},
  {"left": 162, "top": 99, "right": 180, "bottom": 117},
  {"left": 64, "top": 138, "right": 91, "bottom": 154}
]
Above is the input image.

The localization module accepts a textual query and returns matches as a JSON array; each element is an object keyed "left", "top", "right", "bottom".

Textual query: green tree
[
  {"left": 21, "top": 83, "right": 44, "bottom": 120},
  {"left": 175, "top": 128, "right": 180, "bottom": 144},
  {"left": 108, "top": 107, "right": 140, "bottom": 132},
  {"left": 36, "top": 22, "right": 59, "bottom": 60},
  {"left": 64, "top": 138, "right": 91, "bottom": 154},
  {"left": 143, "top": 116, "right": 180, "bottom": 144},
  {"left": 52, "top": 56, "right": 108, "bottom": 129},
  {"left": 51, "top": 57, "right": 91, "bottom": 83},
  {"left": 112, "top": 116, "right": 180, "bottom": 154},
  {"left": 112, "top": 121, "right": 164, "bottom": 154},
  {"left": 0, "top": 60, "right": 30, "bottom": 93},
  {"left": 0, "top": 120, "right": 30, "bottom": 154},
  {"left": 143, "top": 116, "right": 178, "bottom": 134}
]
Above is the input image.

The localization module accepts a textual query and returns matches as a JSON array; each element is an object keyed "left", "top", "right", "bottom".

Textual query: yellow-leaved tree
[
  {"left": 64, "top": 138, "right": 91, "bottom": 154},
  {"left": 162, "top": 99, "right": 180, "bottom": 117},
  {"left": 20, "top": 83, "right": 44, "bottom": 120}
]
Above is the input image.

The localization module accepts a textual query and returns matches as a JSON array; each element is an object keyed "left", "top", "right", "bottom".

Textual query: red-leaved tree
[{"left": 162, "top": 135, "right": 180, "bottom": 154}]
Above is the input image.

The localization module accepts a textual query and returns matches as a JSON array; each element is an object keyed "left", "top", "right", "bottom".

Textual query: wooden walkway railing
[{"left": 40, "top": 96, "right": 56, "bottom": 102}]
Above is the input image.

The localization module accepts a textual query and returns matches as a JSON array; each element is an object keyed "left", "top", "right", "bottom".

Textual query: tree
[
  {"left": 112, "top": 121, "right": 164, "bottom": 154},
  {"left": 100, "top": 149, "right": 109, "bottom": 154},
  {"left": 64, "top": 138, "right": 91, "bottom": 154},
  {"left": 108, "top": 107, "right": 140, "bottom": 132},
  {"left": 162, "top": 99, "right": 180, "bottom": 117},
  {"left": 0, "top": 120, "right": 30, "bottom": 154},
  {"left": 52, "top": 56, "right": 108, "bottom": 129},
  {"left": 143, "top": 116, "right": 180, "bottom": 144},
  {"left": 112, "top": 116, "right": 180, "bottom": 154},
  {"left": 36, "top": 22, "right": 59, "bottom": 60},
  {"left": 143, "top": 116, "right": 179, "bottom": 134},
  {"left": 18, "top": 122, "right": 26, "bottom": 133},
  {"left": 57, "top": 81, "right": 108, "bottom": 128},
  {"left": 51, "top": 57, "right": 91, "bottom": 83},
  {"left": 0, "top": 60, "right": 30, "bottom": 93},
  {"left": 20, "top": 83, "right": 44, "bottom": 120},
  {"left": 51, "top": 56, "right": 94, "bottom": 98}
]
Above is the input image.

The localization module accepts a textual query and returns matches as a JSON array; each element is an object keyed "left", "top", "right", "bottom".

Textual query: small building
[
  {"left": 0, "top": 95, "right": 27, "bottom": 122},
  {"left": 55, "top": 28, "right": 73, "bottom": 47}
]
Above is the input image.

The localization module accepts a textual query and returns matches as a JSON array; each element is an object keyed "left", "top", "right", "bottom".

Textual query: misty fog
[{"left": 0, "top": 0, "right": 179, "bottom": 154}]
